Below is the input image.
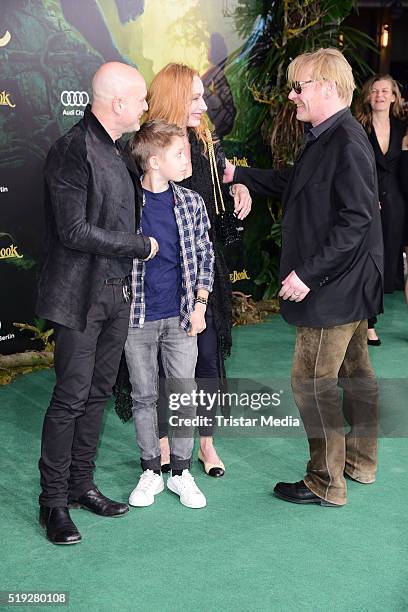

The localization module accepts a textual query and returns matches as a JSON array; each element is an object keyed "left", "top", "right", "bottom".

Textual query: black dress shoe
[
  {"left": 68, "top": 487, "right": 129, "bottom": 517},
  {"left": 39, "top": 506, "right": 82, "bottom": 545},
  {"left": 273, "top": 480, "right": 341, "bottom": 507},
  {"left": 367, "top": 338, "right": 381, "bottom": 346},
  {"left": 161, "top": 463, "right": 171, "bottom": 474}
]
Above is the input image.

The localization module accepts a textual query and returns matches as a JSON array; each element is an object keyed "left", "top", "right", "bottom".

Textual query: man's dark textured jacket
[
  {"left": 235, "top": 109, "right": 384, "bottom": 327},
  {"left": 36, "top": 106, "right": 151, "bottom": 330}
]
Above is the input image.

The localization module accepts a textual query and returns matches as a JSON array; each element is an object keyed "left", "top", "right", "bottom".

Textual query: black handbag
[{"left": 206, "top": 129, "right": 243, "bottom": 247}]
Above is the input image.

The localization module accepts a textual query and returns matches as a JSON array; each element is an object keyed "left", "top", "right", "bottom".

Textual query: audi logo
[{"left": 60, "top": 90, "right": 90, "bottom": 107}]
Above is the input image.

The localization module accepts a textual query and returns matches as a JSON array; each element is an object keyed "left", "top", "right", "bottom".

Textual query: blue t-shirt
[{"left": 142, "top": 187, "right": 182, "bottom": 321}]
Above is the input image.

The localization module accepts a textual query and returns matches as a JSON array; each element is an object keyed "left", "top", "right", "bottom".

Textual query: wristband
[{"left": 195, "top": 297, "right": 208, "bottom": 306}]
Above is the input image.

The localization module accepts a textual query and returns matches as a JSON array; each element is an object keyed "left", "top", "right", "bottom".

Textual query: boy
[{"left": 125, "top": 120, "right": 215, "bottom": 508}]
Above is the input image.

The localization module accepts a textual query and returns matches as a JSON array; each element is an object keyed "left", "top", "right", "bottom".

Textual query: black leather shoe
[
  {"left": 68, "top": 487, "right": 129, "bottom": 517},
  {"left": 367, "top": 338, "right": 381, "bottom": 346},
  {"left": 161, "top": 463, "right": 171, "bottom": 474},
  {"left": 39, "top": 506, "right": 82, "bottom": 545},
  {"left": 273, "top": 480, "right": 341, "bottom": 507}
]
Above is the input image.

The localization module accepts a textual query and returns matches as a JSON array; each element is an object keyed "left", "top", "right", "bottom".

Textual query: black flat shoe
[
  {"left": 39, "top": 506, "right": 82, "bottom": 545},
  {"left": 68, "top": 487, "right": 129, "bottom": 517},
  {"left": 367, "top": 338, "right": 381, "bottom": 346},
  {"left": 198, "top": 448, "right": 225, "bottom": 478},
  {"left": 273, "top": 480, "right": 341, "bottom": 507},
  {"left": 161, "top": 463, "right": 171, "bottom": 474}
]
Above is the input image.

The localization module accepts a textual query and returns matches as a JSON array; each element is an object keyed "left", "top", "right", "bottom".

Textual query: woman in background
[{"left": 356, "top": 74, "right": 408, "bottom": 345}]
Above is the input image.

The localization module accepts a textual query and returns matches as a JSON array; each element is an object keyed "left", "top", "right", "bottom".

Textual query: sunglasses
[{"left": 292, "top": 80, "right": 317, "bottom": 94}]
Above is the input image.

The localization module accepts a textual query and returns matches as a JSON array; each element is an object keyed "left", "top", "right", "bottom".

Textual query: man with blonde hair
[
  {"left": 36, "top": 62, "right": 158, "bottom": 544},
  {"left": 224, "top": 47, "right": 383, "bottom": 507}
]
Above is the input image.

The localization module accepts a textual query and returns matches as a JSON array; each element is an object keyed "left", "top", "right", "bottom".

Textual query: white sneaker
[
  {"left": 167, "top": 470, "right": 207, "bottom": 509},
  {"left": 129, "top": 470, "right": 164, "bottom": 507}
]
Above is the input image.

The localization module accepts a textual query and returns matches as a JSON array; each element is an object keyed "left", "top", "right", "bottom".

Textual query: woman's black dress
[
  {"left": 178, "top": 130, "right": 233, "bottom": 357},
  {"left": 368, "top": 118, "right": 408, "bottom": 293}
]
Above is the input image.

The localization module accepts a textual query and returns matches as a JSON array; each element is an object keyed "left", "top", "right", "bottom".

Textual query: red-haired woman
[{"left": 115, "top": 63, "right": 251, "bottom": 477}]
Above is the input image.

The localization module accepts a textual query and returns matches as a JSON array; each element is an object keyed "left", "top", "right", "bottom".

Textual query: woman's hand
[
  {"left": 231, "top": 184, "right": 252, "bottom": 220},
  {"left": 402, "top": 133, "right": 408, "bottom": 151}
]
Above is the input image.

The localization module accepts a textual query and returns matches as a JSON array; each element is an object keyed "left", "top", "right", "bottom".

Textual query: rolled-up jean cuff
[
  {"left": 140, "top": 455, "right": 161, "bottom": 472},
  {"left": 170, "top": 453, "right": 191, "bottom": 471}
]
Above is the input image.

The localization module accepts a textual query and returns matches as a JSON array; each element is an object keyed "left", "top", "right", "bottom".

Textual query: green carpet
[{"left": 1, "top": 294, "right": 407, "bottom": 611}]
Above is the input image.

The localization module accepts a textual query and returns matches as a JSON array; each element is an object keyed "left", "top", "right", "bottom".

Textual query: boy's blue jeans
[{"left": 125, "top": 316, "right": 198, "bottom": 471}]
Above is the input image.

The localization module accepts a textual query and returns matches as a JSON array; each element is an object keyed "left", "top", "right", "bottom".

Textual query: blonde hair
[
  {"left": 287, "top": 47, "right": 355, "bottom": 106},
  {"left": 146, "top": 63, "right": 209, "bottom": 146},
  {"left": 128, "top": 119, "right": 184, "bottom": 171},
  {"left": 355, "top": 74, "right": 405, "bottom": 132}
]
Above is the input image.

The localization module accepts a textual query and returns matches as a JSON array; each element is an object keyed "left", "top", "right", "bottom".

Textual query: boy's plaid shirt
[{"left": 129, "top": 181, "right": 215, "bottom": 331}]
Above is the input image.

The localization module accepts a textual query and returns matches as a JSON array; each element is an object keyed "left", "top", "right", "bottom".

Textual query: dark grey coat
[{"left": 235, "top": 109, "right": 384, "bottom": 328}]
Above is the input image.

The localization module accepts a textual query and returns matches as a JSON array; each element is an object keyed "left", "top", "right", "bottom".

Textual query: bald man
[{"left": 36, "top": 62, "right": 158, "bottom": 545}]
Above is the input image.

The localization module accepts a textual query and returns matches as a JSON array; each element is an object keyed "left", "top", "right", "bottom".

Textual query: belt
[
  {"left": 104, "top": 276, "right": 132, "bottom": 302},
  {"left": 104, "top": 277, "right": 130, "bottom": 285}
]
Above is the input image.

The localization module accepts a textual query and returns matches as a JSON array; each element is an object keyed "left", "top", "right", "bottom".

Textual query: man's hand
[
  {"left": 145, "top": 237, "right": 159, "bottom": 261},
  {"left": 231, "top": 184, "right": 252, "bottom": 220},
  {"left": 279, "top": 270, "right": 310, "bottom": 302},
  {"left": 223, "top": 158, "right": 236, "bottom": 184},
  {"left": 188, "top": 304, "right": 207, "bottom": 336}
]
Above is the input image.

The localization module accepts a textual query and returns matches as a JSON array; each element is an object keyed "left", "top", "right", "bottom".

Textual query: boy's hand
[
  {"left": 188, "top": 305, "right": 206, "bottom": 336},
  {"left": 145, "top": 237, "right": 159, "bottom": 260}
]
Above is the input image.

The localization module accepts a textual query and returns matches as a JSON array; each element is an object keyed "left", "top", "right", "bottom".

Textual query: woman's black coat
[{"left": 368, "top": 117, "right": 408, "bottom": 293}]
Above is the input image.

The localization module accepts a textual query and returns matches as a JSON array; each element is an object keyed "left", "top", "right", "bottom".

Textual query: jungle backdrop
[{"left": 0, "top": 0, "right": 373, "bottom": 356}]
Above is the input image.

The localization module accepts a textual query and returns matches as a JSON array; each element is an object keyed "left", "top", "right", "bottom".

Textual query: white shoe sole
[
  {"left": 167, "top": 480, "right": 207, "bottom": 509},
  {"left": 129, "top": 480, "right": 165, "bottom": 507}
]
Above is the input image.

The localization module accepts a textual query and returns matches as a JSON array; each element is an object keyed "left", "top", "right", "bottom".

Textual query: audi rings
[{"left": 60, "top": 91, "right": 90, "bottom": 107}]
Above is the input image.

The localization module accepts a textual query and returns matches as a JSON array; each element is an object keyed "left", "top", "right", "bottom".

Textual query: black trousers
[
  {"left": 39, "top": 283, "right": 130, "bottom": 507},
  {"left": 157, "top": 306, "right": 221, "bottom": 438}
]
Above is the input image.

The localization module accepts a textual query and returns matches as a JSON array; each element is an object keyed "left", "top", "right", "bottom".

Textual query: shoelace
[
  {"left": 177, "top": 472, "right": 200, "bottom": 495},
  {"left": 138, "top": 470, "right": 158, "bottom": 491}
]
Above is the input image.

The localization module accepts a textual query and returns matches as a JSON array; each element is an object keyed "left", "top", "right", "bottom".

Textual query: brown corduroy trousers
[{"left": 291, "top": 320, "right": 378, "bottom": 505}]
